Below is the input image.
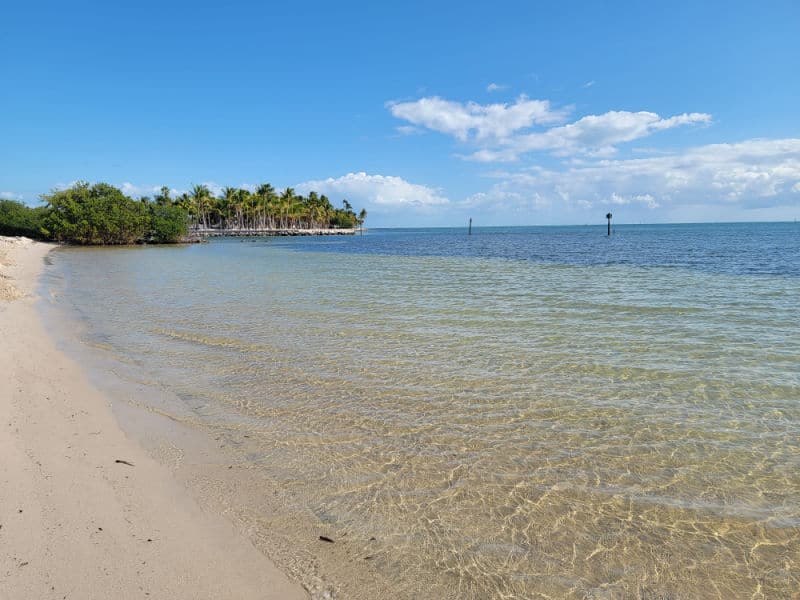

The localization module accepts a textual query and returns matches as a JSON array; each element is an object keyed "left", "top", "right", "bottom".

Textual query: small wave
[{"left": 152, "top": 328, "right": 265, "bottom": 352}]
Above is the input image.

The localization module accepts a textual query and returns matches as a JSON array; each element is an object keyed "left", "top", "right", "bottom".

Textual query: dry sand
[{"left": 0, "top": 237, "right": 308, "bottom": 600}]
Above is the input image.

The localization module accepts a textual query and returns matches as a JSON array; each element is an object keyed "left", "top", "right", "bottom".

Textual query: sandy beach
[{"left": 0, "top": 237, "right": 307, "bottom": 600}]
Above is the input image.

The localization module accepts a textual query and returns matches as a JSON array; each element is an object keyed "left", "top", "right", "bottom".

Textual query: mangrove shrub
[
  {"left": 43, "top": 182, "right": 151, "bottom": 245},
  {"left": 148, "top": 203, "right": 188, "bottom": 243},
  {"left": 0, "top": 200, "right": 49, "bottom": 239}
]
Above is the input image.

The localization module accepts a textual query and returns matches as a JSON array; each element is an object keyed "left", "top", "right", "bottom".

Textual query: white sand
[{"left": 0, "top": 238, "right": 308, "bottom": 600}]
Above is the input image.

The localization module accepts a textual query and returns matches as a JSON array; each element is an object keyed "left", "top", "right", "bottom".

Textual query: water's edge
[
  {"left": 36, "top": 229, "right": 800, "bottom": 599},
  {"left": 37, "top": 250, "right": 382, "bottom": 599}
]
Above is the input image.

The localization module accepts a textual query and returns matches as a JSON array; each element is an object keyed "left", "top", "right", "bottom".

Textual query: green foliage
[
  {"left": 0, "top": 200, "right": 49, "bottom": 238},
  {"left": 43, "top": 182, "right": 150, "bottom": 245},
  {"left": 148, "top": 203, "right": 188, "bottom": 243},
  {"left": 154, "top": 186, "right": 172, "bottom": 206},
  {"left": 179, "top": 184, "right": 365, "bottom": 231},
  {"left": 6, "top": 180, "right": 364, "bottom": 246},
  {"left": 329, "top": 208, "right": 358, "bottom": 228}
]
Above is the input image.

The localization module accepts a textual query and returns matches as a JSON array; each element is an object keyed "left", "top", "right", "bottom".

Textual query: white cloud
[
  {"left": 609, "top": 192, "right": 659, "bottom": 208},
  {"left": 583, "top": 80, "right": 596, "bottom": 88},
  {"left": 120, "top": 182, "right": 190, "bottom": 198},
  {"left": 120, "top": 182, "right": 161, "bottom": 197},
  {"left": 389, "top": 95, "right": 711, "bottom": 162},
  {"left": 396, "top": 125, "right": 423, "bottom": 136},
  {"left": 199, "top": 181, "right": 224, "bottom": 197},
  {"left": 387, "top": 95, "right": 568, "bottom": 142},
  {"left": 0, "top": 191, "right": 23, "bottom": 201},
  {"left": 486, "top": 82, "right": 507, "bottom": 93},
  {"left": 458, "top": 148, "right": 522, "bottom": 163},
  {"left": 465, "top": 138, "right": 800, "bottom": 217},
  {"left": 296, "top": 172, "right": 449, "bottom": 210},
  {"left": 464, "top": 110, "right": 712, "bottom": 161},
  {"left": 121, "top": 182, "right": 261, "bottom": 198}
]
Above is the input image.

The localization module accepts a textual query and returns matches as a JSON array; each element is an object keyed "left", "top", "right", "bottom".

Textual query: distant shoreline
[{"left": 189, "top": 226, "right": 361, "bottom": 238}]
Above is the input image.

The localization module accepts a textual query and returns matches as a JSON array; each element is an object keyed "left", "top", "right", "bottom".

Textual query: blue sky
[{"left": 2, "top": 0, "right": 799, "bottom": 226}]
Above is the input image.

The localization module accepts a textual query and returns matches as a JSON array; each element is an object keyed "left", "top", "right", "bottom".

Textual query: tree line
[
  {"left": 0, "top": 182, "right": 366, "bottom": 245},
  {"left": 163, "top": 183, "right": 366, "bottom": 231}
]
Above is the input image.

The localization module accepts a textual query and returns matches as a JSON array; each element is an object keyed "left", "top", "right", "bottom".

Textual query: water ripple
[{"left": 49, "top": 227, "right": 800, "bottom": 599}]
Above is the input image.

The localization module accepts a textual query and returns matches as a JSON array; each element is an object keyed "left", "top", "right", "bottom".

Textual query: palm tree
[
  {"left": 190, "top": 184, "right": 212, "bottom": 229},
  {"left": 219, "top": 187, "right": 237, "bottom": 229},
  {"left": 176, "top": 182, "right": 364, "bottom": 232},
  {"left": 358, "top": 208, "right": 367, "bottom": 233},
  {"left": 237, "top": 189, "right": 254, "bottom": 229},
  {"left": 176, "top": 192, "right": 192, "bottom": 215},
  {"left": 279, "top": 187, "right": 295, "bottom": 229},
  {"left": 319, "top": 195, "right": 333, "bottom": 228},
  {"left": 290, "top": 195, "right": 310, "bottom": 228},
  {"left": 155, "top": 186, "right": 171, "bottom": 206},
  {"left": 256, "top": 183, "right": 275, "bottom": 229}
]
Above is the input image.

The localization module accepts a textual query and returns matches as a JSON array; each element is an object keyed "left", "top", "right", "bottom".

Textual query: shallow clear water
[{"left": 45, "top": 224, "right": 800, "bottom": 598}]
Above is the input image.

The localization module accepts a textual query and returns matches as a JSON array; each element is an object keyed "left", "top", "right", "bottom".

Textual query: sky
[{"left": 2, "top": 0, "right": 799, "bottom": 227}]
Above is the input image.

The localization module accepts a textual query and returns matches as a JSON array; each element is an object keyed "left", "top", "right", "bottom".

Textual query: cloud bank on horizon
[
  {"left": 363, "top": 94, "right": 794, "bottom": 224},
  {"left": 296, "top": 172, "right": 448, "bottom": 213},
  {"left": 295, "top": 94, "right": 799, "bottom": 226},
  {"left": 466, "top": 138, "right": 800, "bottom": 219}
]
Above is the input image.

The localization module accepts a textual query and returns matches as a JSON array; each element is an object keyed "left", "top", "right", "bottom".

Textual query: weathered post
[
  {"left": 468, "top": 217, "right": 472, "bottom": 235},
  {"left": 606, "top": 212, "right": 612, "bottom": 236}
]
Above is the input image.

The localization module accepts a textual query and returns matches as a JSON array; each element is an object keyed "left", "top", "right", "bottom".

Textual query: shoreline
[
  {"left": 7, "top": 233, "right": 796, "bottom": 598},
  {"left": 0, "top": 237, "right": 308, "bottom": 600},
  {"left": 188, "top": 227, "right": 360, "bottom": 238}
]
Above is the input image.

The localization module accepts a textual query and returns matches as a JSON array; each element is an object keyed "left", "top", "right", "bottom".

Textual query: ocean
[{"left": 41, "top": 223, "right": 800, "bottom": 598}]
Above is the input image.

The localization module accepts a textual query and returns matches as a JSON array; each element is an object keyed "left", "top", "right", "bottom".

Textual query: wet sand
[{"left": 0, "top": 237, "right": 307, "bottom": 600}]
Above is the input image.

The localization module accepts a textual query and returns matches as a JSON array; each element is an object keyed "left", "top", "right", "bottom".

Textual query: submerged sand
[{"left": 0, "top": 237, "right": 307, "bottom": 600}]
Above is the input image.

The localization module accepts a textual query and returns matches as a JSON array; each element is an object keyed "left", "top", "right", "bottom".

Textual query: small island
[{"left": 0, "top": 182, "right": 366, "bottom": 245}]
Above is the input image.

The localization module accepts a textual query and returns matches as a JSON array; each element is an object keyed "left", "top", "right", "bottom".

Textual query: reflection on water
[{"left": 45, "top": 229, "right": 800, "bottom": 599}]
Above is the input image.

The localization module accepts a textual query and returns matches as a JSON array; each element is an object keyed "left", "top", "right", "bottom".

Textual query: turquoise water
[{"left": 45, "top": 224, "right": 800, "bottom": 598}]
